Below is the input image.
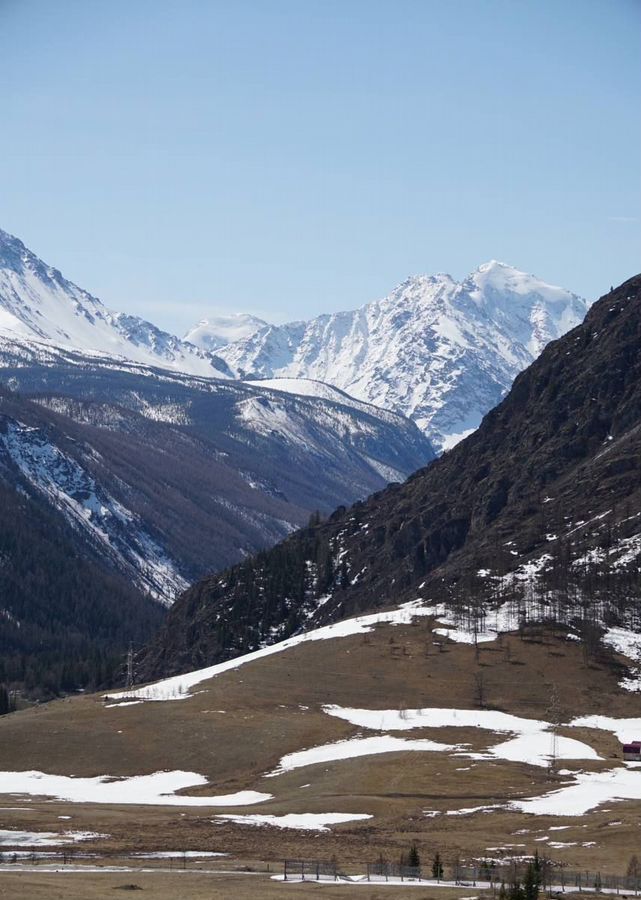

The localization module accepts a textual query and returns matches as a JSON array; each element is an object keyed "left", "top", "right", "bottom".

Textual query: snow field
[{"left": 0, "top": 771, "right": 272, "bottom": 807}]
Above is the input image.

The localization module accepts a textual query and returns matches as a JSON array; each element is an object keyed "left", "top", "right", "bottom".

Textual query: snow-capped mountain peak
[
  {"left": 216, "top": 263, "right": 588, "bottom": 452},
  {"left": 0, "top": 228, "right": 230, "bottom": 378},
  {"left": 0, "top": 229, "right": 588, "bottom": 455}
]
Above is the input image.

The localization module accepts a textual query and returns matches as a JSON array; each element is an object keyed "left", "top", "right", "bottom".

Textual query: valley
[
  {"left": 0, "top": 259, "right": 638, "bottom": 900},
  {"left": 1, "top": 3, "right": 638, "bottom": 895},
  {"left": 0, "top": 601, "right": 640, "bottom": 896}
]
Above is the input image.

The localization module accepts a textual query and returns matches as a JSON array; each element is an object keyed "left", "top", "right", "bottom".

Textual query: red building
[{"left": 622, "top": 741, "right": 641, "bottom": 761}]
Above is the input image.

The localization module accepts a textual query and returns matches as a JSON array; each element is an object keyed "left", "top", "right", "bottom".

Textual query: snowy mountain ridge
[
  {"left": 0, "top": 228, "right": 230, "bottom": 379},
  {"left": 215, "top": 261, "right": 588, "bottom": 451},
  {"left": 0, "top": 227, "right": 587, "bottom": 454}
]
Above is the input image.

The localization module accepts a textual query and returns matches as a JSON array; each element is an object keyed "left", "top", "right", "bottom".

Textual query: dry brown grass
[
  {"left": 0, "top": 620, "right": 640, "bottom": 877},
  {"left": 0, "top": 870, "right": 491, "bottom": 900}
]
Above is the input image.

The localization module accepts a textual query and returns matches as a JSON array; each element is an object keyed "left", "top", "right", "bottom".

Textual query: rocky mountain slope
[
  {"left": 0, "top": 228, "right": 231, "bottom": 378},
  {"left": 0, "top": 361, "right": 432, "bottom": 600},
  {"left": 143, "top": 275, "right": 640, "bottom": 679},
  {"left": 215, "top": 262, "right": 587, "bottom": 451},
  {"left": 0, "top": 228, "right": 438, "bottom": 696}
]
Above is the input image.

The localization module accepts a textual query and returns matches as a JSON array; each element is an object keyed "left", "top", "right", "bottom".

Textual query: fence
[
  {"left": 454, "top": 861, "right": 641, "bottom": 894},
  {"left": 283, "top": 859, "right": 340, "bottom": 881},
  {"left": 367, "top": 860, "right": 422, "bottom": 881},
  {"left": 283, "top": 858, "right": 641, "bottom": 892}
]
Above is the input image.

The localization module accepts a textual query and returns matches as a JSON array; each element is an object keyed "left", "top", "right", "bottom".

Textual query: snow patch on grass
[
  {"left": 0, "top": 771, "right": 272, "bottom": 807},
  {"left": 323, "top": 706, "right": 600, "bottom": 768},
  {"left": 266, "top": 735, "right": 460, "bottom": 777},
  {"left": 511, "top": 763, "right": 641, "bottom": 817},
  {"left": 0, "top": 828, "right": 106, "bottom": 847},
  {"left": 217, "top": 812, "right": 371, "bottom": 832}
]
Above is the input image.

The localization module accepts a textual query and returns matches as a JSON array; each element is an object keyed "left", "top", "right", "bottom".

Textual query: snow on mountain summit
[
  {"left": 217, "top": 263, "right": 588, "bottom": 452},
  {"left": 0, "top": 228, "right": 230, "bottom": 378},
  {"left": 184, "top": 313, "right": 268, "bottom": 351},
  {"left": 0, "top": 229, "right": 588, "bottom": 454}
]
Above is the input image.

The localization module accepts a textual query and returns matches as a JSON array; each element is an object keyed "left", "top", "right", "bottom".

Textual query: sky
[{"left": 0, "top": 0, "right": 639, "bottom": 335}]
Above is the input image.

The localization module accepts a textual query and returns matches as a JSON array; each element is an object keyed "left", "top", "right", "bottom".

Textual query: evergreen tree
[
  {"left": 432, "top": 852, "right": 444, "bottom": 880},
  {"left": 0, "top": 685, "right": 13, "bottom": 716},
  {"left": 523, "top": 854, "right": 542, "bottom": 900},
  {"left": 407, "top": 844, "right": 420, "bottom": 870}
]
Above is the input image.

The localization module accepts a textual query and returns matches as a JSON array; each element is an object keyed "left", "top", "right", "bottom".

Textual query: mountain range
[
  {"left": 0, "top": 228, "right": 587, "bottom": 454},
  {"left": 0, "top": 278, "right": 638, "bottom": 886},
  {"left": 213, "top": 261, "right": 587, "bottom": 451},
  {"left": 0, "top": 226, "right": 597, "bottom": 696},
  {"left": 142, "top": 275, "right": 641, "bottom": 679}
]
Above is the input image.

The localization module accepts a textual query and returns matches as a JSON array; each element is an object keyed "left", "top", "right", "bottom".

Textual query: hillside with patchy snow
[
  {"left": 216, "top": 262, "right": 587, "bottom": 451},
  {"left": 2, "top": 589, "right": 641, "bottom": 876}
]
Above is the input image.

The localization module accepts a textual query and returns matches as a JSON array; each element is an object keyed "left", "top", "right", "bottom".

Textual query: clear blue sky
[{"left": 0, "top": 0, "right": 639, "bottom": 334}]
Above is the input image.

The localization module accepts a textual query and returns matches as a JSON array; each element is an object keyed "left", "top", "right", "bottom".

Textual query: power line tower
[
  {"left": 125, "top": 643, "right": 135, "bottom": 691},
  {"left": 548, "top": 684, "right": 560, "bottom": 776}
]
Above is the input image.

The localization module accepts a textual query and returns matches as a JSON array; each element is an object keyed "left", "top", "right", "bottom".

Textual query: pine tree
[
  {"left": 407, "top": 844, "right": 420, "bottom": 870},
  {"left": 0, "top": 685, "right": 13, "bottom": 716},
  {"left": 523, "top": 857, "right": 541, "bottom": 900},
  {"left": 432, "top": 851, "right": 444, "bottom": 880}
]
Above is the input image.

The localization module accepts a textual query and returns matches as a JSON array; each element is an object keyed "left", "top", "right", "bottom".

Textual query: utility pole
[{"left": 548, "top": 684, "right": 560, "bottom": 775}]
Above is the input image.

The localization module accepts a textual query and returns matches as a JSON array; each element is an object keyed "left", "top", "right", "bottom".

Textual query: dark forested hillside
[
  {"left": 0, "top": 480, "right": 164, "bottom": 699},
  {"left": 142, "top": 275, "right": 641, "bottom": 679}
]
